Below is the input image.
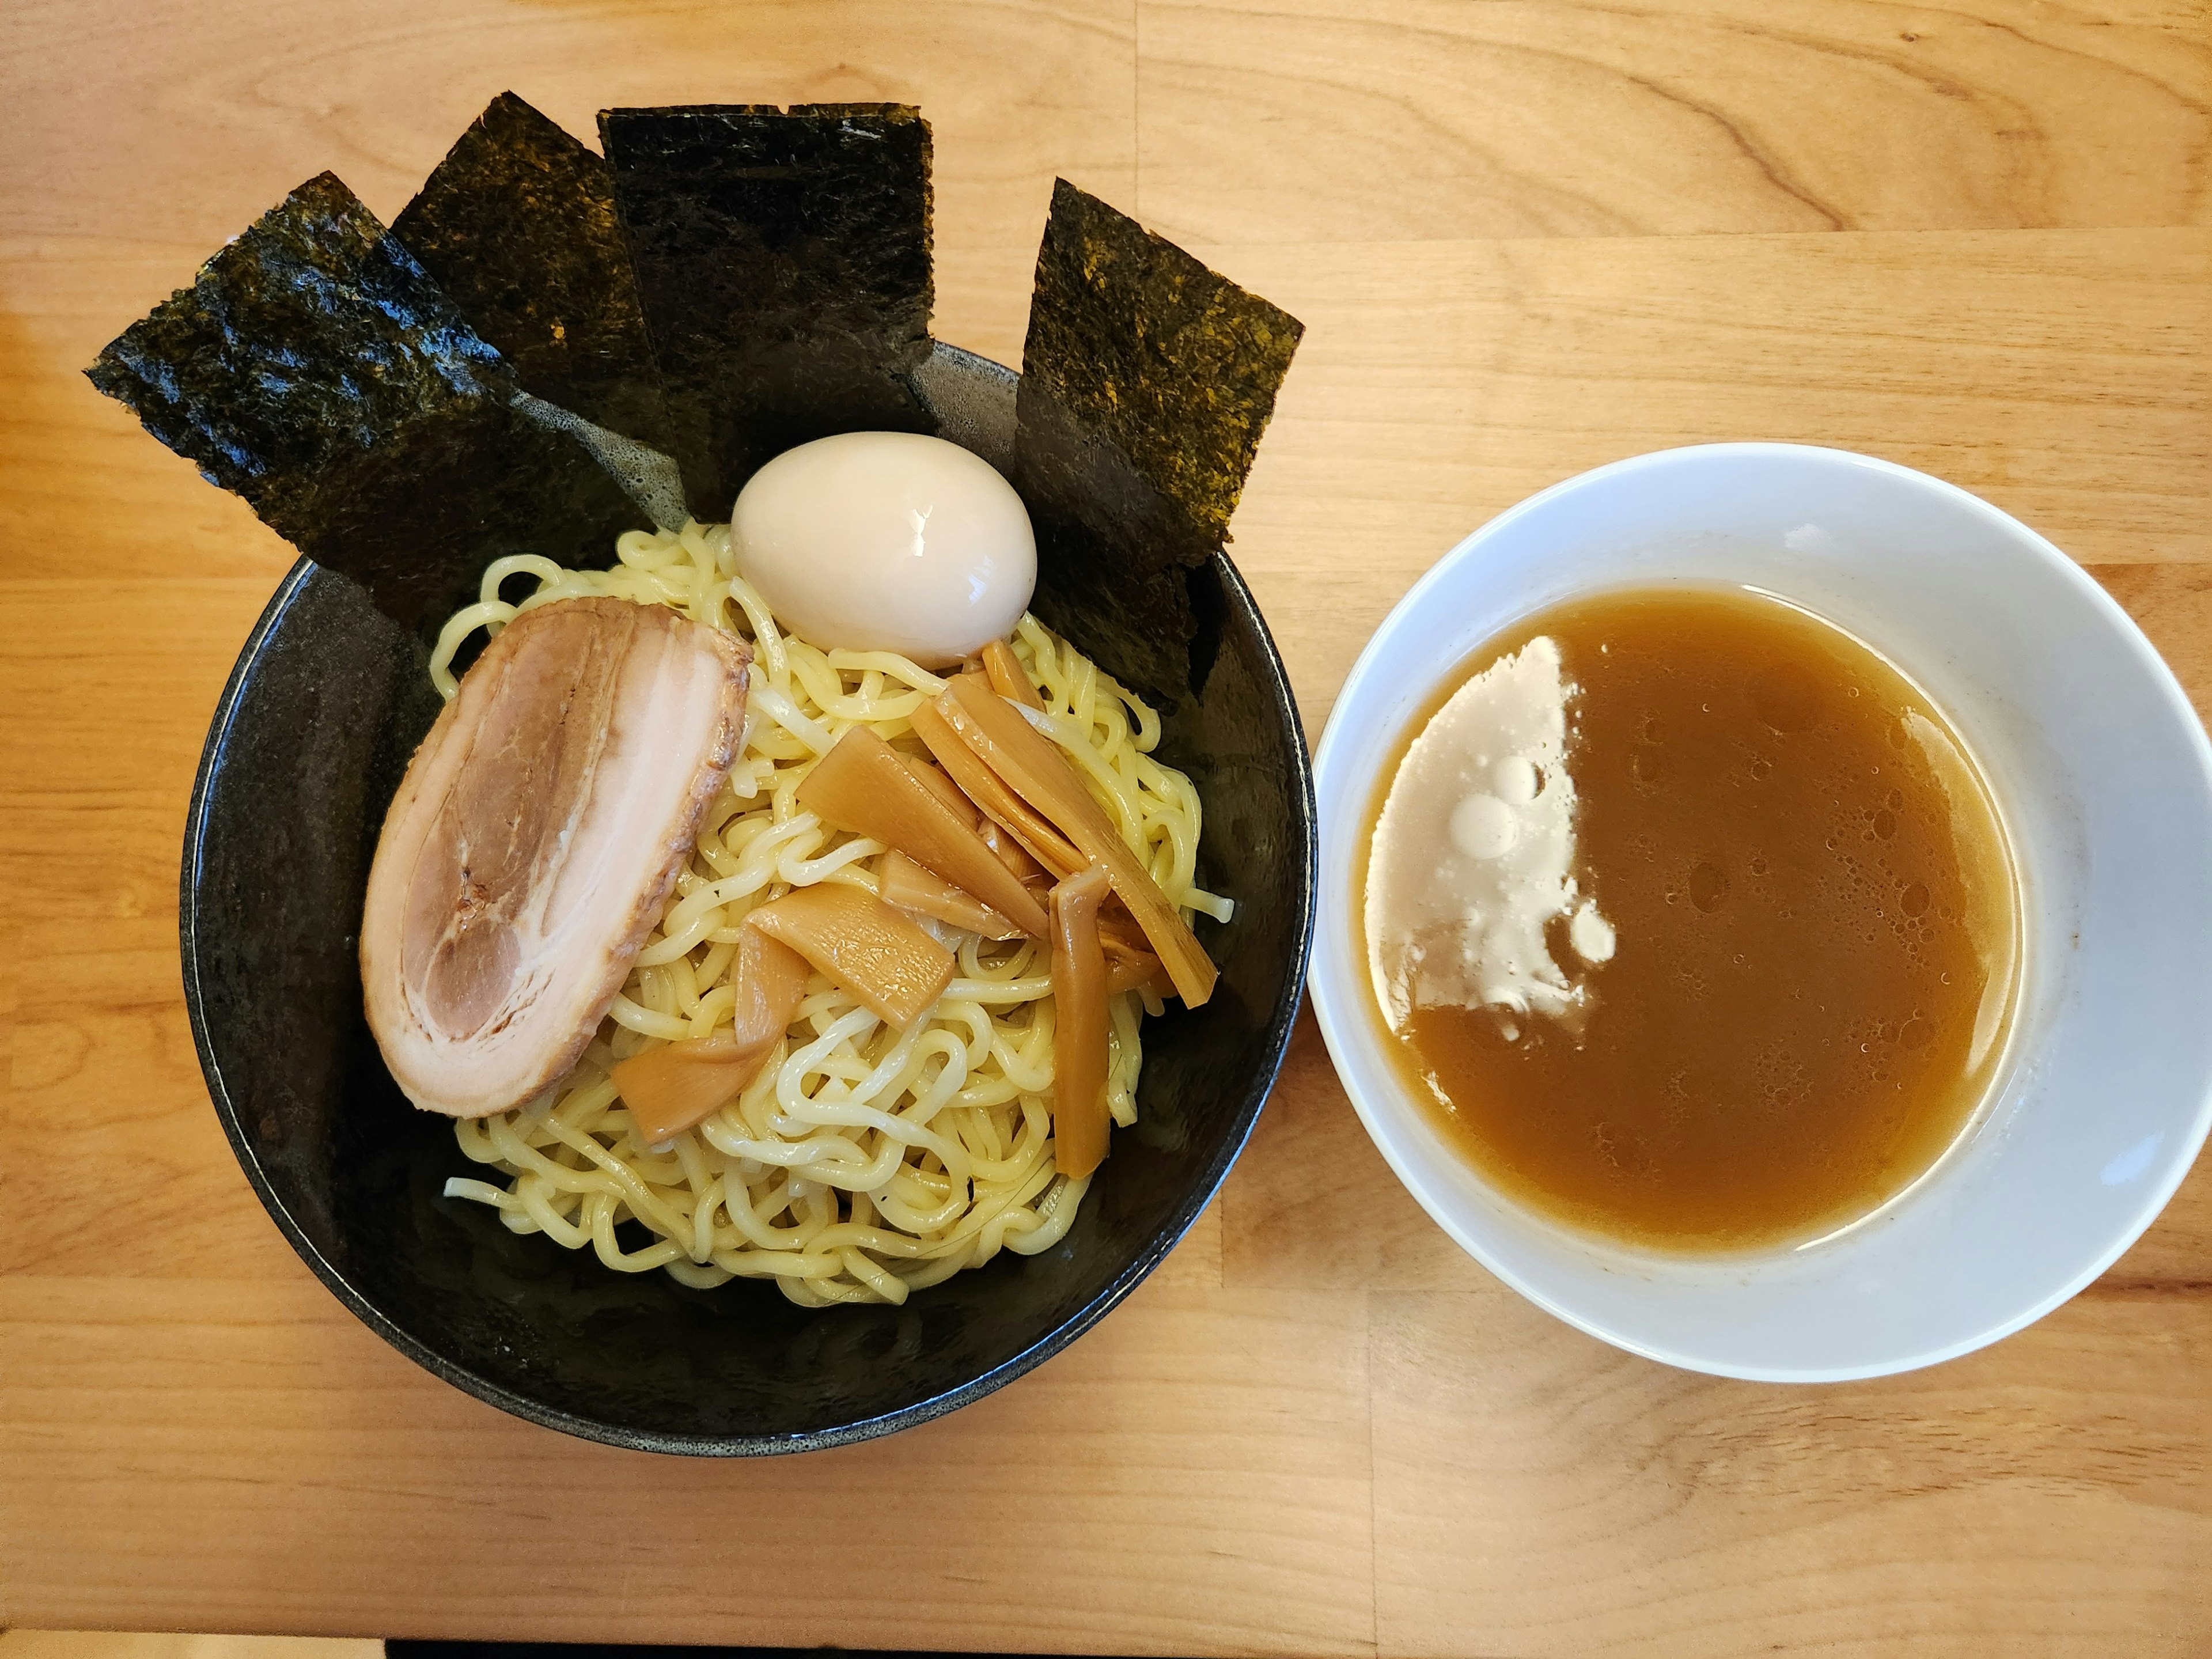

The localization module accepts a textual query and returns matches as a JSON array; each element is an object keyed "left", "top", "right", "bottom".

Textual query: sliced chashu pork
[{"left": 362, "top": 596, "right": 750, "bottom": 1117}]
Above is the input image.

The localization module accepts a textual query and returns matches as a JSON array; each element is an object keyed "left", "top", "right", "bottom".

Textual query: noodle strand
[{"left": 437, "top": 522, "right": 1213, "bottom": 1305}]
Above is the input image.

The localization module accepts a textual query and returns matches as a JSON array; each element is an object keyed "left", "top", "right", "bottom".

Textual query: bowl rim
[
  {"left": 1306, "top": 440, "right": 2212, "bottom": 1382},
  {"left": 180, "top": 353, "right": 1317, "bottom": 1454}
]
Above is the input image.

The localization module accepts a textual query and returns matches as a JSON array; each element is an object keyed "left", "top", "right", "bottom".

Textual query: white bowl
[{"left": 1308, "top": 444, "right": 2212, "bottom": 1381}]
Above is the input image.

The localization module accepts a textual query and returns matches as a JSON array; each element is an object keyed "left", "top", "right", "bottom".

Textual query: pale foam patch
[{"left": 1365, "top": 635, "right": 1612, "bottom": 1036}]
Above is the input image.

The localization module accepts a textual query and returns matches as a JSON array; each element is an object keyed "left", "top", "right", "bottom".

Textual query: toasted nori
[
  {"left": 391, "top": 92, "right": 676, "bottom": 457},
  {"left": 1015, "top": 179, "right": 1303, "bottom": 704},
  {"left": 86, "top": 172, "right": 650, "bottom": 632},
  {"left": 599, "top": 103, "right": 934, "bottom": 520}
]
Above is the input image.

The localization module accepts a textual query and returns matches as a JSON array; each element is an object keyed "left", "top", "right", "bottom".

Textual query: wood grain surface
[{"left": 2, "top": 2, "right": 2206, "bottom": 1654}]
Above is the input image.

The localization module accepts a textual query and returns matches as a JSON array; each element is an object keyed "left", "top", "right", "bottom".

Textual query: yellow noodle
[{"left": 435, "top": 521, "right": 1214, "bottom": 1306}]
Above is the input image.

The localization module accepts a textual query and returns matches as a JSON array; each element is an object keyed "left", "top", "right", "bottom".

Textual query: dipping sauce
[{"left": 1362, "top": 587, "right": 2019, "bottom": 1251}]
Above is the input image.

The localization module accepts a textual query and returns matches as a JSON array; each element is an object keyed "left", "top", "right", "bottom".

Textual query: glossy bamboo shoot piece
[
  {"left": 905, "top": 756, "right": 982, "bottom": 825},
  {"left": 1098, "top": 902, "right": 1150, "bottom": 957},
  {"left": 904, "top": 756, "right": 1048, "bottom": 884},
  {"left": 1094, "top": 896, "right": 1167, "bottom": 992},
  {"left": 878, "top": 850, "right": 1023, "bottom": 940},
  {"left": 980, "top": 638, "right": 1043, "bottom": 708},
  {"left": 933, "top": 676, "right": 1217, "bottom": 1007},
  {"left": 1050, "top": 866, "right": 1112, "bottom": 1178},
  {"left": 987, "top": 823, "right": 1048, "bottom": 883},
  {"left": 745, "top": 882, "right": 955, "bottom": 1028},
  {"left": 1103, "top": 937, "right": 1170, "bottom": 998},
  {"left": 610, "top": 930, "right": 810, "bottom": 1143},
  {"left": 796, "top": 725, "right": 1050, "bottom": 938},
  {"left": 910, "top": 698, "right": 1085, "bottom": 879},
  {"left": 926, "top": 765, "right": 1050, "bottom": 884}
]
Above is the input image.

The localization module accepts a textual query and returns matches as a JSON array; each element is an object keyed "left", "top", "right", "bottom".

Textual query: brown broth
[{"left": 1362, "top": 587, "right": 2019, "bottom": 1252}]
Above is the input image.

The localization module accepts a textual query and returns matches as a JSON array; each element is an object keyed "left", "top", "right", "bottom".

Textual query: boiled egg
[{"left": 732, "top": 431, "right": 1037, "bottom": 666}]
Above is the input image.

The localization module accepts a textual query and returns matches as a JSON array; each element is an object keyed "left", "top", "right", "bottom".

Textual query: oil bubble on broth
[{"left": 1361, "top": 587, "right": 2020, "bottom": 1253}]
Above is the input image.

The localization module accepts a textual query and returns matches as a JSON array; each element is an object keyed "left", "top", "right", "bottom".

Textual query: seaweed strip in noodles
[
  {"left": 1015, "top": 179, "right": 1302, "bottom": 704},
  {"left": 85, "top": 173, "right": 652, "bottom": 631},
  {"left": 599, "top": 103, "right": 934, "bottom": 520},
  {"left": 391, "top": 92, "right": 677, "bottom": 459}
]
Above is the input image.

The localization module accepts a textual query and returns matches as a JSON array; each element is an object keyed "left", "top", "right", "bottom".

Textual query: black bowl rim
[{"left": 180, "top": 409, "right": 1318, "bottom": 1456}]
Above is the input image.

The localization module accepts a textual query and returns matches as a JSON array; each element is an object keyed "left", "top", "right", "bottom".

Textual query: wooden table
[{"left": 3, "top": 2, "right": 2206, "bottom": 1653}]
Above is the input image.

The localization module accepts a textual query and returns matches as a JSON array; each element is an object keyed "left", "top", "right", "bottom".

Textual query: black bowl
[{"left": 181, "top": 346, "right": 1316, "bottom": 1455}]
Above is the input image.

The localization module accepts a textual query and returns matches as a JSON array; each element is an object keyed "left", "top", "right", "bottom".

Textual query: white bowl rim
[{"left": 1308, "top": 440, "right": 2212, "bottom": 1381}]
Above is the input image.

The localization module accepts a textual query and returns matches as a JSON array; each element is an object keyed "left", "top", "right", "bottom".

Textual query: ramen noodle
[{"left": 427, "top": 522, "right": 1223, "bottom": 1305}]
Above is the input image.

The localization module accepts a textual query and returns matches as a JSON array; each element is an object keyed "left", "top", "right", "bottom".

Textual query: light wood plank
[
  {"left": 1210, "top": 227, "right": 2211, "bottom": 728},
  {"left": 1222, "top": 1010, "right": 2212, "bottom": 1293},
  {"left": 0, "top": 1274, "right": 1372, "bottom": 1652},
  {"left": 1368, "top": 1286, "right": 2212, "bottom": 1657},
  {"left": 1222, "top": 1010, "right": 1466, "bottom": 1293},
  {"left": 0, "top": 1638, "right": 376, "bottom": 1659},
  {"left": 7, "top": 219, "right": 2207, "bottom": 1646},
  {"left": 1137, "top": 0, "right": 2212, "bottom": 244},
  {"left": 0, "top": 0, "right": 1135, "bottom": 287},
  {"left": 3, "top": 6, "right": 2209, "bottom": 1650},
  {"left": 2096, "top": 561, "right": 2212, "bottom": 728}
]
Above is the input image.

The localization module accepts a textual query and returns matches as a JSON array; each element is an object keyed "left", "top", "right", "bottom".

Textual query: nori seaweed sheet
[
  {"left": 1015, "top": 179, "right": 1303, "bottom": 705},
  {"left": 391, "top": 92, "right": 676, "bottom": 457},
  {"left": 87, "top": 119, "right": 1302, "bottom": 690},
  {"left": 86, "top": 172, "right": 650, "bottom": 632},
  {"left": 599, "top": 103, "right": 934, "bottom": 520}
]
